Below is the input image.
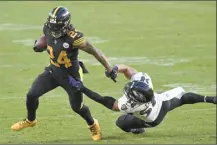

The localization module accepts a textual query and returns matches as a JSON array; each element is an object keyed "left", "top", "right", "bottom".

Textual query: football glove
[
  {"left": 33, "top": 40, "right": 46, "bottom": 52},
  {"left": 105, "top": 65, "right": 118, "bottom": 82},
  {"left": 68, "top": 76, "right": 84, "bottom": 90},
  {"left": 79, "top": 61, "right": 89, "bottom": 74}
]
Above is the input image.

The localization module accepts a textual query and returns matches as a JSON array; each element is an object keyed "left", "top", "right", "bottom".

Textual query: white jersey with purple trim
[{"left": 118, "top": 72, "right": 185, "bottom": 122}]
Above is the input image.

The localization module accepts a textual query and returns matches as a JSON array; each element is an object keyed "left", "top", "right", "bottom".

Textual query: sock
[
  {"left": 26, "top": 98, "right": 39, "bottom": 121},
  {"left": 204, "top": 96, "right": 216, "bottom": 103},
  {"left": 79, "top": 105, "right": 94, "bottom": 126}
]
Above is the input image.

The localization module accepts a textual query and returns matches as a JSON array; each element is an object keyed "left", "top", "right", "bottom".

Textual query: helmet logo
[
  {"left": 63, "top": 42, "right": 69, "bottom": 49},
  {"left": 121, "top": 104, "right": 128, "bottom": 110},
  {"left": 50, "top": 16, "right": 57, "bottom": 24},
  {"left": 50, "top": 18, "right": 56, "bottom": 24}
]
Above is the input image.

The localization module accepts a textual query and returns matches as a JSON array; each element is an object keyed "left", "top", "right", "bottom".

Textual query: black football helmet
[
  {"left": 123, "top": 80, "right": 154, "bottom": 103},
  {"left": 47, "top": 6, "right": 71, "bottom": 38}
]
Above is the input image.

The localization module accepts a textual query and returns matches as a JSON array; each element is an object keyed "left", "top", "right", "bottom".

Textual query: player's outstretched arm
[
  {"left": 68, "top": 76, "right": 119, "bottom": 111},
  {"left": 82, "top": 86, "right": 120, "bottom": 111},
  {"left": 78, "top": 40, "right": 117, "bottom": 82},
  {"left": 79, "top": 40, "right": 111, "bottom": 71},
  {"left": 114, "top": 64, "right": 138, "bottom": 80}
]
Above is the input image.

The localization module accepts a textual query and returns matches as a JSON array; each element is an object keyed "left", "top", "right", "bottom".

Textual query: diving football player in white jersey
[{"left": 68, "top": 64, "right": 216, "bottom": 134}]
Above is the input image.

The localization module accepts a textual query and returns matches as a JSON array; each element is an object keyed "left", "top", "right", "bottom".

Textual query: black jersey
[{"left": 43, "top": 24, "right": 85, "bottom": 76}]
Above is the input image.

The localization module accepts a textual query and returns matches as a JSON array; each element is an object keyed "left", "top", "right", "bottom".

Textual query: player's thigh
[
  {"left": 61, "top": 83, "right": 83, "bottom": 111},
  {"left": 152, "top": 97, "right": 184, "bottom": 127},
  {"left": 151, "top": 101, "right": 170, "bottom": 126},
  {"left": 161, "top": 87, "right": 185, "bottom": 102},
  {"left": 28, "top": 70, "right": 58, "bottom": 98},
  {"left": 58, "top": 69, "right": 83, "bottom": 110},
  {"left": 160, "top": 87, "right": 185, "bottom": 111},
  {"left": 167, "top": 97, "right": 183, "bottom": 111}
]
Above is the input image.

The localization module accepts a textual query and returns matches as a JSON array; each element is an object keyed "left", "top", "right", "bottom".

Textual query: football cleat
[
  {"left": 213, "top": 97, "right": 216, "bottom": 104},
  {"left": 130, "top": 128, "right": 145, "bottom": 134},
  {"left": 89, "top": 119, "right": 102, "bottom": 141},
  {"left": 11, "top": 118, "right": 37, "bottom": 131}
]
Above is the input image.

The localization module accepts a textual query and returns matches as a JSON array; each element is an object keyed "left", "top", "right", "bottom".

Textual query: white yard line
[
  {"left": 11, "top": 36, "right": 108, "bottom": 47},
  {"left": 163, "top": 83, "right": 216, "bottom": 95},
  {"left": 0, "top": 108, "right": 215, "bottom": 122},
  {"left": 80, "top": 57, "right": 190, "bottom": 66},
  {"left": 0, "top": 92, "right": 121, "bottom": 100},
  {"left": 0, "top": 23, "right": 42, "bottom": 31},
  {"left": 181, "top": 108, "right": 216, "bottom": 112},
  {"left": 0, "top": 56, "right": 191, "bottom": 68}
]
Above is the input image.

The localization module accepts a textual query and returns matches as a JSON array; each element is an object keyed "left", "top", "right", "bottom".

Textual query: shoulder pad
[{"left": 68, "top": 30, "right": 85, "bottom": 46}]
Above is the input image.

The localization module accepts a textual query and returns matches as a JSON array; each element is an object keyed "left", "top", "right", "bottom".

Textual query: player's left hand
[
  {"left": 68, "top": 76, "right": 84, "bottom": 90},
  {"left": 105, "top": 65, "right": 118, "bottom": 82}
]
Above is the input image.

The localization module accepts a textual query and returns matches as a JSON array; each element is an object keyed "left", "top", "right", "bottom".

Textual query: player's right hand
[
  {"left": 105, "top": 65, "right": 118, "bottom": 82},
  {"left": 68, "top": 76, "right": 84, "bottom": 90}
]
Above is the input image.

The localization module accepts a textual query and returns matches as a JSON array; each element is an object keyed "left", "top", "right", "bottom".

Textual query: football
[{"left": 35, "top": 35, "right": 47, "bottom": 49}]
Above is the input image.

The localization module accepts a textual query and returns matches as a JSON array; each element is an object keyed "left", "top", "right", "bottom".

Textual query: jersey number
[
  {"left": 140, "top": 76, "right": 150, "bottom": 84},
  {"left": 140, "top": 108, "right": 152, "bottom": 117},
  {"left": 69, "top": 31, "right": 78, "bottom": 38},
  {"left": 47, "top": 45, "right": 72, "bottom": 68}
]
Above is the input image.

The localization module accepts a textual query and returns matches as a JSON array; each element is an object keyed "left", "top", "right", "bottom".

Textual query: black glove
[
  {"left": 105, "top": 65, "right": 118, "bottom": 82},
  {"left": 33, "top": 40, "right": 46, "bottom": 52},
  {"left": 68, "top": 76, "right": 84, "bottom": 90},
  {"left": 79, "top": 61, "right": 89, "bottom": 74}
]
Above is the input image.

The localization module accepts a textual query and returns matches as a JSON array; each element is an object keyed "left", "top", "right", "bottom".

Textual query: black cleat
[
  {"left": 130, "top": 128, "right": 145, "bottom": 134},
  {"left": 213, "top": 97, "right": 216, "bottom": 104}
]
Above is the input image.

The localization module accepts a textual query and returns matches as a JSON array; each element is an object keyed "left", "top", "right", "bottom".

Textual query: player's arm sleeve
[
  {"left": 71, "top": 31, "right": 85, "bottom": 47},
  {"left": 72, "top": 30, "right": 112, "bottom": 72},
  {"left": 115, "top": 64, "right": 137, "bottom": 80},
  {"left": 81, "top": 86, "right": 118, "bottom": 111}
]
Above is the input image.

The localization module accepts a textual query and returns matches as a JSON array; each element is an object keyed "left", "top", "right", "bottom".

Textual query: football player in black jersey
[{"left": 11, "top": 6, "right": 117, "bottom": 141}]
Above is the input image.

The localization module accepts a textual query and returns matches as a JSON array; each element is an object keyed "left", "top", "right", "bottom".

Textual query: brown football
[{"left": 35, "top": 35, "right": 47, "bottom": 49}]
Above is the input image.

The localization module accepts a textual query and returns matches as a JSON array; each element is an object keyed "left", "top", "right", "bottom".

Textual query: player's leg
[
  {"left": 166, "top": 91, "right": 216, "bottom": 112},
  {"left": 116, "top": 114, "right": 154, "bottom": 134},
  {"left": 60, "top": 67, "right": 101, "bottom": 140},
  {"left": 68, "top": 90, "right": 94, "bottom": 125},
  {"left": 61, "top": 84, "right": 102, "bottom": 140},
  {"left": 26, "top": 70, "right": 59, "bottom": 121},
  {"left": 11, "top": 70, "right": 58, "bottom": 131}
]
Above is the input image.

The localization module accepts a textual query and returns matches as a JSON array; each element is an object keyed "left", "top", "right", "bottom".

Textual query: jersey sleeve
[
  {"left": 69, "top": 30, "right": 85, "bottom": 47},
  {"left": 118, "top": 95, "right": 136, "bottom": 113}
]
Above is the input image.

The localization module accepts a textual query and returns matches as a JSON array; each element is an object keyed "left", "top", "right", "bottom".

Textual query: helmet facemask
[
  {"left": 123, "top": 81, "right": 154, "bottom": 104},
  {"left": 47, "top": 8, "right": 71, "bottom": 38}
]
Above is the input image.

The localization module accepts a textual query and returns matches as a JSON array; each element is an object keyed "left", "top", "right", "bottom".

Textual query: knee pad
[
  {"left": 26, "top": 91, "right": 39, "bottom": 101},
  {"left": 115, "top": 115, "right": 131, "bottom": 132}
]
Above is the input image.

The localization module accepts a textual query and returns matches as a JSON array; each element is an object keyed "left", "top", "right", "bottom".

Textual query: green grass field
[{"left": 0, "top": 1, "right": 216, "bottom": 144}]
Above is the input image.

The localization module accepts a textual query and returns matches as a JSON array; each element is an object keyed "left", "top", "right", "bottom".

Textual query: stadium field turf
[{"left": 0, "top": 1, "right": 216, "bottom": 144}]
